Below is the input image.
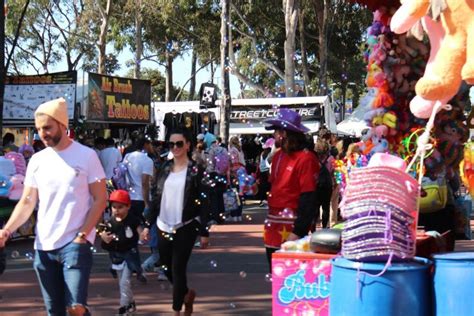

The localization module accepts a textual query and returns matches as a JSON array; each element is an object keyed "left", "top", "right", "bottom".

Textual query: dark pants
[
  {"left": 158, "top": 220, "right": 199, "bottom": 311},
  {"left": 209, "top": 173, "right": 226, "bottom": 223},
  {"left": 315, "top": 186, "right": 333, "bottom": 228},
  {"left": 265, "top": 247, "right": 278, "bottom": 273},
  {"left": 130, "top": 200, "right": 145, "bottom": 224},
  {"left": 258, "top": 171, "right": 271, "bottom": 202},
  {"left": 230, "top": 175, "right": 243, "bottom": 218}
]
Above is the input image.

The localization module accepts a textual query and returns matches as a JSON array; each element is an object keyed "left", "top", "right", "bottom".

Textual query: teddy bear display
[{"left": 391, "top": 0, "right": 474, "bottom": 111}]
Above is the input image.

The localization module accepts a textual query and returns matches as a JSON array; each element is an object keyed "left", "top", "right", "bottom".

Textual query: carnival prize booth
[{"left": 271, "top": 0, "right": 474, "bottom": 315}]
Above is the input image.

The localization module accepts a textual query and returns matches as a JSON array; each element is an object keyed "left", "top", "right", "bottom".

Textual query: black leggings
[
  {"left": 265, "top": 247, "right": 278, "bottom": 273},
  {"left": 315, "top": 186, "right": 333, "bottom": 228},
  {"left": 158, "top": 220, "right": 199, "bottom": 311}
]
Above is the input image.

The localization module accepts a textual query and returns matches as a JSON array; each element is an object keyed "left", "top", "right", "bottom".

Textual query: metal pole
[
  {"left": 0, "top": 2, "right": 5, "bottom": 140},
  {"left": 219, "top": 0, "right": 231, "bottom": 143}
]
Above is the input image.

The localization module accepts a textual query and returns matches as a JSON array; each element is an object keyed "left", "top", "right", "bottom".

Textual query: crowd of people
[{"left": 0, "top": 96, "right": 360, "bottom": 315}]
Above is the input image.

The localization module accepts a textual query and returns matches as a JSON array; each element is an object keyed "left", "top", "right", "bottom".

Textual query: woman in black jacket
[{"left": 142, "top": 128, "right": 210, "bottom": 316}]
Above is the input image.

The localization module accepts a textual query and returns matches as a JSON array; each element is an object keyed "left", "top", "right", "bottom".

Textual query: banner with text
[
  {"left": 87, "top": 73, "right": 151, "bottom": 124},
  {"left": 230, "top": 103, "right": 322, "bottom": 123},
  {"left": 4, "top": 71, "right": 77, "bottom": 122}
]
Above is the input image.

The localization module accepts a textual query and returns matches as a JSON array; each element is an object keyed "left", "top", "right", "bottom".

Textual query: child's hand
[{"left": 100, "top": 231, "right": 114, "bottom": 244}]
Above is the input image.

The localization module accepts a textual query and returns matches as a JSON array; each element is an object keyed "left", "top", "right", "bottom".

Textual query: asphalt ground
[
  {"left": 0, "top": 202, "right": 272, "bottom": 315},
  {"left": 1, "top": 203, "right": 473, "bottom": 315}
]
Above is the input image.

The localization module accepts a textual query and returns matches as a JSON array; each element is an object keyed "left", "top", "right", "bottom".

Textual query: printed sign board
[
  {"left": 87, "top": 73, "right": 151, "bottom": 124},
  {"left": 4, "top": 71, "right": 77, "bottom": 123}
]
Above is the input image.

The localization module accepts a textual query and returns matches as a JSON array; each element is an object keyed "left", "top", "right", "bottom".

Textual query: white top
[
  {"left": 99, "top": 147, "right": 122, "bottom": 179},
  {"left": 24, "top": 141, "right": 106, "bottom": 250},
  {"left": 123, "top": 151, "right": 154, "bottom": 201},
  {"left": 157, "top": 168, "right": 187, "bottom": 233},
  {"left": 0, "top": 156, "right": 16, "bottom": 177}
]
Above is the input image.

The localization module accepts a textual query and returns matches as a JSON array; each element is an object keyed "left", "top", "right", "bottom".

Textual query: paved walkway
[
  {"left": 0, "top": 203, "right": 272, "bottom": 315},
  {"left": 1, "top": 204, "right": 473, "bottom": 315}
]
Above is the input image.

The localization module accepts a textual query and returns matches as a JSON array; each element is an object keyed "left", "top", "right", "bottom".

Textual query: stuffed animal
[
  {"left": 408, "top": 16, "right": 454, "bottom": 118},
  {"left": 391, "top": 0, "right": 474, "bottom": 102}
]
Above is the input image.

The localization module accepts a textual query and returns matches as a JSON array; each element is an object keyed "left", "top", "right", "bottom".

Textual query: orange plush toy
[{"left": 390, "top": 0, "right": 474, "bottom": 102}]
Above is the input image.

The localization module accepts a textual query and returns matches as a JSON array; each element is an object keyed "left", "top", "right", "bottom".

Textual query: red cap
[{"left": 109, "top": 190, "right": 131, "bottom": 205}]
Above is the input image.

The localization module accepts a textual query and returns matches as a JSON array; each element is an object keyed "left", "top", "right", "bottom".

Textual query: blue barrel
[
  {"left": 433, "top": 252, "right": 474, "bottom": 316},
  {"left": 330, "top": 257, "right": 432, "bottom": 316}
]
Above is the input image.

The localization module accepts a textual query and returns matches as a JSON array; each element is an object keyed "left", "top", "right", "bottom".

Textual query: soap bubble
[
  {"left": 210, "top": 260, "right": 217, "bottom": 269},
  {"left": 25, "top": 252, "right": 34, "bottom": 260},
  {"left": 11, "top": 250, "right": 20, "bottom": 258},
  {"left": 265, "top": 273, "right": 272, "bottom": 282},
  {"left": 239, "top": 271, "right": 247, "bottom": 278},
  {"left": 229, "top": 302, "right": 236, "bottom": 308},
  {"left": 90, "top": 247, "right": 97, "bottom": 253}
]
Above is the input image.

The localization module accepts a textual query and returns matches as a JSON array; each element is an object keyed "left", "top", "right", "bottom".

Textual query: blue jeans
[
  {"left": 34, "top": 240, "right": 93, "bottom": 316},
  {"left": 142, "top": 247, "right": 160, "bottom": 272}
]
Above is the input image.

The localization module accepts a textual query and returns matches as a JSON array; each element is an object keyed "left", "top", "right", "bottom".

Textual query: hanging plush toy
[{"left": 390, "top": 0, "right": 474, "bottom": 115}]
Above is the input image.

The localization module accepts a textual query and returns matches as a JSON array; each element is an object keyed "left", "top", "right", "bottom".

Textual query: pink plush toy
[{"left": 391, "top": 0, "right": 474, "bottom": 105}]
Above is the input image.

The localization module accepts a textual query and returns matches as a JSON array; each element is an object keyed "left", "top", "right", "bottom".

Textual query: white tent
[{"left": 153, "top": 96, "right": 335, "bottom": 137}]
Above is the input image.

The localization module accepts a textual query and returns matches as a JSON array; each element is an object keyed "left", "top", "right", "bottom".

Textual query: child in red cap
[{"left": 100, "top": 189, "right": 146, "bottom": 315}]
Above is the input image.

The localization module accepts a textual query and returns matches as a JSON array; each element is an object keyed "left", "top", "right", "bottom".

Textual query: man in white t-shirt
[
  {"left": 123, "top": 136, "right": 154, "bottom": 222},
  {"left": 0, "top": 98, "right": 107, "bottom": 316},
  {"left": 99, "top": 137, "right": 122, "bottom": 179}
]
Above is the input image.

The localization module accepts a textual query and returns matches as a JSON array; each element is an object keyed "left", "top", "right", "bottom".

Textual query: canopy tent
[
  {"left": 154, "top": 96, "right": 336, "bottom": 136},
  {"left": 229, "top": 96, "right": 334, "bottom": 135},
  {"left": 336, "top": 89, "right": 375, "bottom": 137}
]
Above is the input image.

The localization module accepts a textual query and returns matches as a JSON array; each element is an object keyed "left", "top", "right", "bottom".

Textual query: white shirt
[
  {"left": 157, "top": 168, "right": 187, "bottom": 233},
  {"left": 24, "top": 141, "right": 106, "bottom": 250},
  {"left": 99, "top": 146, "right": 122, "bottom": 179},
  {"left": 124, "top": 151, "right": 154, "bottom": 201}
]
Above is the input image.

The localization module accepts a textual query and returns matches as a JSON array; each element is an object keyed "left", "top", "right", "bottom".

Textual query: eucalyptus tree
[{"left": 5, "top": 0, "right": 61, "bottom": 74}]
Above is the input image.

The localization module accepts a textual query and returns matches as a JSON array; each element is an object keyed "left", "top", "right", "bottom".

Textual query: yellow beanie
[{"left": 35, "top": 98, "right": 69, "bottom": 127}]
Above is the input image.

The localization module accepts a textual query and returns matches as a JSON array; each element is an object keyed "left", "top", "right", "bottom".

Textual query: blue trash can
[
  {"left": 330, "top": 257, "right": 432, "bottom": 316},
  {"left": 433, "top": 252, "right": 474, "bottom": 316}
]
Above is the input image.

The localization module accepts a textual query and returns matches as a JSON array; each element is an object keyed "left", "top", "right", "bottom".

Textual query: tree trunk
[
  {"left": 98, "top": 0, "right": 112, "bottom": 74},
  {"left": 0, "top": 2, "right": 5, "bottom": 139},
  {"left": 298, "top": 8, "right": 311, "bottom": 96},
  {"left": 210, "top": 58, "right": 215, "bottom": 83},
  {"left": 134, "top": 0, "right": 143, "bottom": 79},
  {"left": 189, "top": 50, "right": 197, "bottom": 100},
  {"left": 220, "top": 0, "right": 231, "bottom": 142},
  {"left": 165, "top": 52, "right": 173, "bottom": 102},
  {"left": 283, "top": 0, "right": 299, "bottom": 97},
  {"left": 314, "top": 0, "right": 329, "bottom": 95}
]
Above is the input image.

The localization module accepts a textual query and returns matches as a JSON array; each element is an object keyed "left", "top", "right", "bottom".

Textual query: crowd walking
[{"left": 0, "top": 105, "right": 349, "bottom": 315}]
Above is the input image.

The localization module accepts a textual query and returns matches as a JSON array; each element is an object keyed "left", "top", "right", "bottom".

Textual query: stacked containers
[{"left": 330, "top": 157, "right": 432, "bottom": 316}]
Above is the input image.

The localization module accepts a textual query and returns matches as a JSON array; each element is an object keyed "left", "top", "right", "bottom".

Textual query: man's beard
[{"left": 42, "top": 129, "right": 62, "bottom": 147}]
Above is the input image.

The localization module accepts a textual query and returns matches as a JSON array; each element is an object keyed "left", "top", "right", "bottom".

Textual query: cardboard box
[{"left": 272, "top": 252, "right": 335, "bottom": 316}]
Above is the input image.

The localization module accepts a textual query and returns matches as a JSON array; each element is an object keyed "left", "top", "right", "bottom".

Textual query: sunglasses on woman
[{"left": 168, "top": 141, "right": 185, "bottom": 149}]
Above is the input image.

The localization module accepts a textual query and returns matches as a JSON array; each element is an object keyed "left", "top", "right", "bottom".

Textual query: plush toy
[
  {"left": 391, "top": 0, "right": 474, "bottom": 102},
  {"left": 408, "top": 16, "right": 454, "bottom": 118}
]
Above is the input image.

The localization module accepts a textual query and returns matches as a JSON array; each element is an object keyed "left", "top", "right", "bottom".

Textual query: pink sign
[{"left": 272, "top": 252, "right": 335, "bottom": 316}]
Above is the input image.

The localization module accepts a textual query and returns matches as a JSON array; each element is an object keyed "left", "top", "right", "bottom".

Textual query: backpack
[
  {"left": 5, "top": 152, "right": 26, "bottom": 176},
  {"left": 112, "top": 161, "right": 130, "bottom": 190},
  {"left": 214, "top": 149, "right": 230, "bottom": 175},
  {"left": 317, "top": 157, "right": 332, "bottom": 189}
]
